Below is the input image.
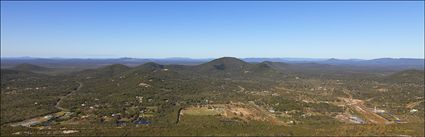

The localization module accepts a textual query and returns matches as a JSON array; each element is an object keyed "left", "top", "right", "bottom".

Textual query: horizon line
[{"left": 1, "top": 56, "right": 424, "bottom": 60}]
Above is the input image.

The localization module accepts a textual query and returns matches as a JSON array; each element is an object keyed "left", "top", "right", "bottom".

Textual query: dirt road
[
  {"left": 406, "top": 100, "right": 424, "bottom": 109},
  {"left": 10, "top": 81, "right": 83, "bottom": 127},
  {"left": 55, "top": 82, "right": 83, "bottom": 111},
  {"left": 339, "top": 97, "right": 390, "bottom": 125}
]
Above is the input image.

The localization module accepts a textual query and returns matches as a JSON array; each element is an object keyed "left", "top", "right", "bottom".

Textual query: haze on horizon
[{"left": 1, "top": 1, "right": 424, "bottom": 59}]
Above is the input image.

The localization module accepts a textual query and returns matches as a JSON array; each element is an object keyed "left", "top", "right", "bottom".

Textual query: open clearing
[
  {"left": 181, "top": 102, "right": 285, "bottom": 125},
  {"left": 182, "top": 106, "right": 223, "bottom": 116},
  {"left": 406, "top": 100, "right": 424, "bottom": 109},
  {"left": 339, "top": 97, "right": 391, "bottom": 124}
]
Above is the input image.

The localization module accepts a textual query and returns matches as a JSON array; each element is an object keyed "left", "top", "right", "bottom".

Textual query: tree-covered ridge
[{"left": 1, "top": 57, "right": 423, "bottom": 136}]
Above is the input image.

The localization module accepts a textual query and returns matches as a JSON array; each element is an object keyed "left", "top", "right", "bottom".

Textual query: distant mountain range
[
  {"left": 1, "top": 57, "right": 424, "bottom": 71},
  {"left": 5, "top": 57, "right": 423, "bottom": 82}
]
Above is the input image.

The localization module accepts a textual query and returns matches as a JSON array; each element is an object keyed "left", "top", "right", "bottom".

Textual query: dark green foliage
[
  {"left": 1, "top": 69, "right": 78, "bottom": 124},
  {"left": 1, "top": 58, "right": 424, "bottom": 136}
]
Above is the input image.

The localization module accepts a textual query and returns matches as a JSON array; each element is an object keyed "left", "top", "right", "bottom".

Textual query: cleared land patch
[
  {"left": 181, "top": 102, "right": 285, "bottom": 125},
  {"left": 182, "top": 106, "right": 223, "bottom": 116}
]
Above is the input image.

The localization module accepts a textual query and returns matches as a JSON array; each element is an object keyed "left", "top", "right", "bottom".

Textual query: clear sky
[{"left": 1, "top": 1, "right": 424, "bottom": 59}]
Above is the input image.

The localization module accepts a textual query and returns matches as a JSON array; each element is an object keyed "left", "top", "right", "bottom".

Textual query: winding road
[
  {"left": 55, "top": 82, "right": 83, "bottom": 111},
  {"left": 10, "top": 81, "right": 83, "bottom": 127}
]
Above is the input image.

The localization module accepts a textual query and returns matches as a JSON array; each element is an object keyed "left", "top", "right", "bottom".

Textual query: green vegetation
[
  {"left": 1, "top": 69, "right": 78, "bottom": 124},
  {"left": 1, "top": 58, "right": 423, "bottom": 136}
]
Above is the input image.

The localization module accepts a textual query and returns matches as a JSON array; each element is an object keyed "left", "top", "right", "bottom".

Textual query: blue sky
[{"left": 1, "top": 1, "right": 424, "bottom": 59}]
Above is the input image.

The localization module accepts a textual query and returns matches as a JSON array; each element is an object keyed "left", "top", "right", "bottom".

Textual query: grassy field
[{"left": 182, "top": 107, "right": 222, "bottom": 116}]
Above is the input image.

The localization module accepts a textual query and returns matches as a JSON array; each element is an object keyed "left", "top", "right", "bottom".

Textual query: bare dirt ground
[
  {"left": 339, "top": 97, "right": 391, "bottom": 125},
  {"left": 181, "top": 102, "right": 285, "bottom": 125},
  {"left": 406, "top": 100, "right": 424, "bottom": 109}
]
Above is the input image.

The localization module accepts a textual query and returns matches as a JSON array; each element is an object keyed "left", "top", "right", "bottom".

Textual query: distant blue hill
[
  {"left": 318, "top": 58, "right": 424, "bottom": 69},
  {"left": 1, "top": 57, "right": 423, "bottom": 70}
]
